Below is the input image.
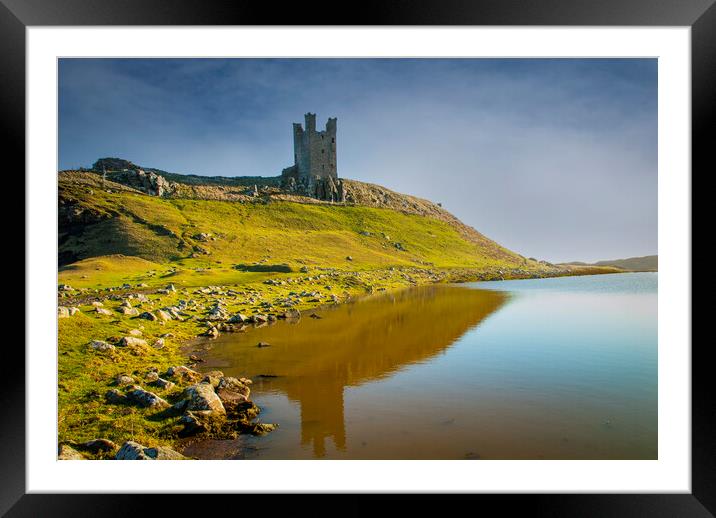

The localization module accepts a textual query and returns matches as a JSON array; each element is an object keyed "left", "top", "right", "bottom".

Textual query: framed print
[{"left": 6, "top": 0, "right": 712, "bottom": 514}]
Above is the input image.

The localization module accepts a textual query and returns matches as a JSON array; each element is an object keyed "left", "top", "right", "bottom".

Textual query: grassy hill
[
  {"left": 59, "top": 169, "right": 550, "bottom": 286},
  {"left": 561, "top": 255, "right": 657, "bottom": 272}
]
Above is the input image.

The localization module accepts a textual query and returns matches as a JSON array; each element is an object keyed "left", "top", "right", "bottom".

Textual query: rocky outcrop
[
  {"left": 93, "top": 158, "right": 174, "bottom": 197},
  {"left": 281, "top": 168, "right": 345, "bottom": 202}
]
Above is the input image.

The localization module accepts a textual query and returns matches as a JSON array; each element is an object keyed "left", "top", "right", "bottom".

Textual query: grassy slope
[
  {"left": 59, "top": 170, "right": 534, "bottom": 281},
  {"left": 593, "top": 255, "right": 658, "bottom": 272},
  {"left": 560, "top": 255, "right": 657, "bottom": 272}
]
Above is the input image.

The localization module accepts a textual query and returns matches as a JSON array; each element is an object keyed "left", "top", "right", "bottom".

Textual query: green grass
[{"left": 60, "top": 174, "right": 532, "bottom": 274}]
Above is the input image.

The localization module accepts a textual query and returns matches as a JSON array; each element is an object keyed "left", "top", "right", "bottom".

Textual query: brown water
[{"left": 188, "top": 274, "right": 657, "bottom": 460}]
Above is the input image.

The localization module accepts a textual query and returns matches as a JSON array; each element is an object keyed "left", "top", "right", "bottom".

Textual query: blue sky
[{"left": 59, "top": 58, "right": 657, "bottom": 263}]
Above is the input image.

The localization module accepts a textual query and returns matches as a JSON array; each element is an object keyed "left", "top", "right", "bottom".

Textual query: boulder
[
  {"left": 201, "top": 326, "right": 219, "bottom": 339},
  {"left": 178, "top": 411, "right": 209, "bottom": 437},
  {"left": 144, "top": 446, "right": 187, "bottom": 460},
  {"left": 58, "top": 444, "right": 85, "bottom": 460},
  {"left": 201, "top": 370, "right": 225, "bottom": 388},
  {"left": 181, "top": 383, "right": 226, "bottom": 417},
  {"left": 95, "top": 307, "right": 113, "bottom": 316},
  {"left": 80, "top": 438, "right": 117, "bottom": 453},
  {"left": 113, "top": 374, "right": 134, "bottom": 386},
  {"left": 150, "top": 377, "right": 175, "bottom": 390},
  {"left": 139, "top": 311, "right": 158, "bottom": 321},
  {"left": 125, "top": 386, "right": 170, "bottom": 409},
  {"left": 115, "top": 441, "right": 151, "bottom": 460},
  {"left": 118, "top": 306, "right": 140, "bottom": 316},
  {"left": 90, "top": 340, "right": 115, "bottom": 352},
  {"left": 119, "top": 336, "right": 148, "bottom": 348},
  {"left": 128, "top": 329, "right": 143, "bottom": 337},
  {"left": 216, "top": 377, "right": 251, "bottom": 405},
  {"left": 156, "top": 309, "right": 172, "bottom": 321},
  {"left": 227, "top": 313, "right": 249, "bottom": 324},
  {"left": 282, "top": 308, "right": 301, "bottom": 319},
  {"left": 105, "top": 389, "right": 128, "bottom": 404},
  {"left": 166, "top": 365, "right": 202, "bottom": 384}
]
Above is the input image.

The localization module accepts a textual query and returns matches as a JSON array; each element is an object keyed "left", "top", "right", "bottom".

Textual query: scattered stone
[
  {"left": 79, "top": 438, "right": 117, "bottom": 454},
  {"left": 150, "top": 378, "right": 175, "bottom": 390},
  {"left": 189, "top": 354, "right": 204, "bottom": 363},
  {"left": 119, "top": 336, "right": 148, "bottom": 348},
  {"left": 128, "top": 329, "right": 143, "bottom": 337},
  {"left": 346, "top": 256, "right": 353, "bottom": 261},
  {"left": 126, "top": 386, "right": 170, "bottom": 409},
  {"left": 227, "top": 313, "right": 249, "bottom": 324},
  {"left": 95, "top": 307, "right": 113, "bottom": 316},
  {"left": 58, "top": 444, "right": 84, "bottom": 460},
  {"left": 144, "top": 446, "right": 187, "bottom": 460},
  {"left": 105, "top": 389, "right": 128, "bottom": 404},
  {"left": 257, "top": 341, "right": 271, "bottom": 348},
  {"left": 89, "top": 340, "right": 115, "bottom": 352},
  {"left": 113, "top": 374, "right": 134, "bottom": 386},
  {"left": 201, "top": 326, "right": 219, "bottom": 339},
  {"left": 91, "top": 301, "right": 104, "bottom": 308},
  {"left": 156, "top": 309, "right": 172, "bottom": 322},
  {"left": 58, "top": 284, "right": 74, "bottom": 292},
  {"left": 181, "top": 383, "right": 226, "bottom": 417},
  {"left": 115, "top": 441, "right": 150, "bottom": 460},
  {"left": 139, "top": 311, "right": 158, "bottom": 321},
  {"left": 201, "top": 371, "right": 225, "bottom": 388},
  {"left": 309, "top": 313, "right": 322, "bottom": 319},
  {"left": 118, "top": 306, "right": 140, "bottom": 316},
  {"left": 58, "top": 306, "right": 80, "bottom": 318},
  {"left": 166, "top": 365, "right": 202, "bottom": 384},
  {"left": 246, "top": 422, "right": 278, "bottom": 435},
  {"left": 216, "top": 376, "right": 251, "bottom": 405},
  {"left": 152, "top": 338, "right": 165, "bottom": 349}
]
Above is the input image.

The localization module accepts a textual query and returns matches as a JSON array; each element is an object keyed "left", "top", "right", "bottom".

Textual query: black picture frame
[{"left": 5, "top": 0, "right": 711, "bottom": 514}]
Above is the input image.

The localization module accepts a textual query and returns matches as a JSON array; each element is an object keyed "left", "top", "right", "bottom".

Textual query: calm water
[{"left": 190, "top": 273, "right": 657, "bottom": 460}]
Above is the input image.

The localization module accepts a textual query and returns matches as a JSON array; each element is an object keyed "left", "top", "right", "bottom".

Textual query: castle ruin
[{"left": 281, "top": 113, "right": 344, "bottom": 202}]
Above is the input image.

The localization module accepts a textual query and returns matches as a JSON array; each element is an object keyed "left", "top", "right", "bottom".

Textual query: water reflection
[{"left": 202, "top": 285, "right": 508, "bottom": 457}]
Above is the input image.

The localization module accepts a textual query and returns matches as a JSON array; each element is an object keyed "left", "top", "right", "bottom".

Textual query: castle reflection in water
[{"left": 205, "top": 284, "right": 508, "bottom": 457}]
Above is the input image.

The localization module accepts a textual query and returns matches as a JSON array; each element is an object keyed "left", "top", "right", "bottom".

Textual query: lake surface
[{"left": 190, "top": 273, "right": 657, "bottom": 460}]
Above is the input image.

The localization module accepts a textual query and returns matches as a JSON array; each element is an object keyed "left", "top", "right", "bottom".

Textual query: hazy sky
[{"left": 59, "top": 58, "right": 657, "bottom": 263}]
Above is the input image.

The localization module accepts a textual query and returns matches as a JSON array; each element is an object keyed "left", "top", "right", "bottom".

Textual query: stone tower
[
  {"left": 293, "top": 113, "right": 337, "bottom": 181},
  {"left": 281, "top": 113, "right": 344, "bottom": 202}
]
